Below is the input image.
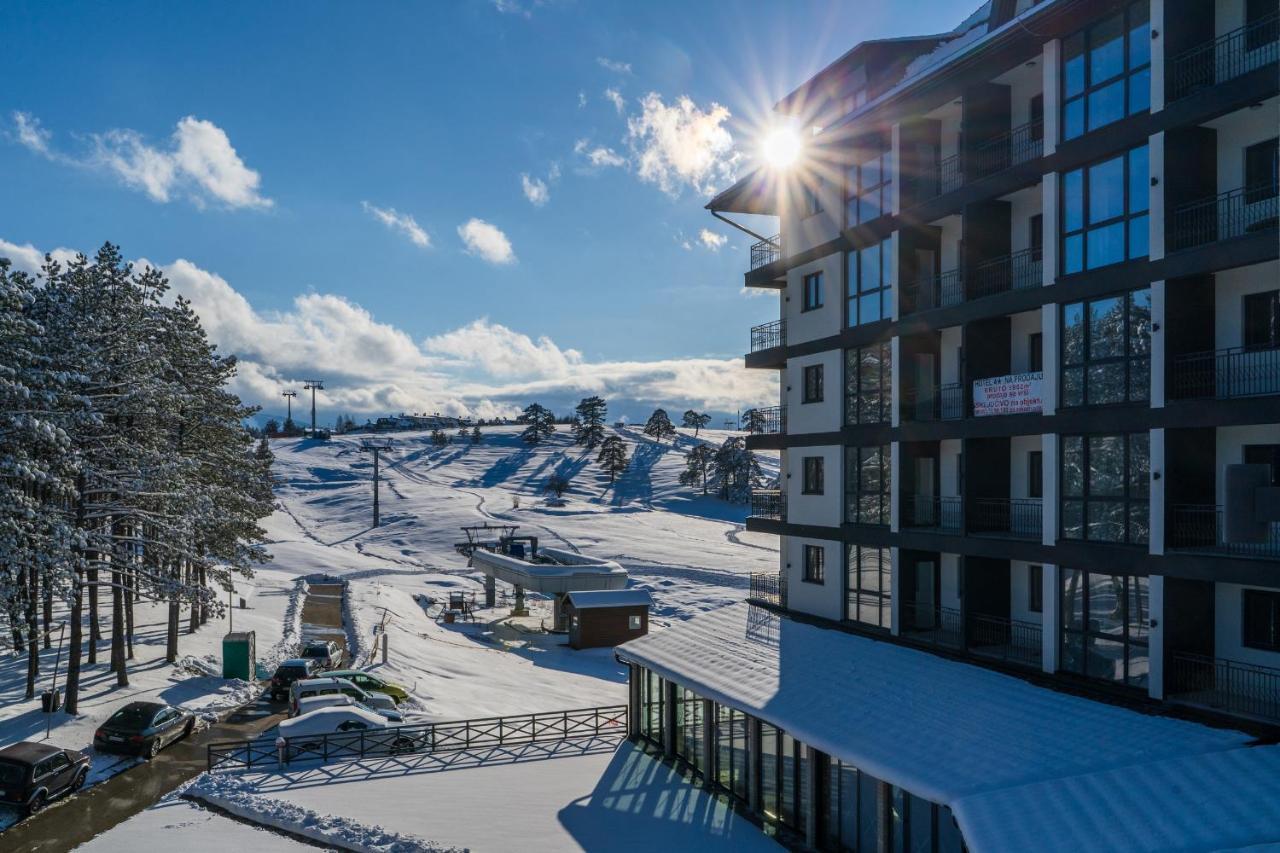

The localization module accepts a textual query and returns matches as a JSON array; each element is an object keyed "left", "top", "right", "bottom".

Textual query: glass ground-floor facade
[{"left": 632, "top": 665, "right": 966, "bottom": 852}]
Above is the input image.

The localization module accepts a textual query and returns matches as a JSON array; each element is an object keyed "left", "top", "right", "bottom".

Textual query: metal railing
[
  {"left": 969, "top": 247, "right": 1042, "bottom": 300},
  {"left": 207, "top": 704, "right": 628, "bottom": 771},
  {"left": 939, "top": 153, "right": 964, "bottom": 195},
  {"left": 904, "top": 268, "right": 964, "bottom": 313},
  {"left": 905, "top": 605, "right": 963, "bottom": 649},
  {"left": 1169, "top": 652, "right": 1280, "bottom": 723},
  {"left": 750, "top": 235, "right": 782, "bottom": 270},
  {"left": 749, "top": 489, "right": 786, "bottom": 521},
  {"left": 970, "top": 119, "right": 1045, "bottom": 178},
  {"left": 748, "top": 571, "right": 787, "bottom": 609},
  {"left": 744, "top": 405, "right": 786, "bottom": 435},
  {"left": 1168, "top": 13, "right": 1280, "bottom": 102},
  {"left": 902, "top": 383, "right": 963, "bottom": 422},
  {"left": 968, "top": 614, "right": 1043, "bottom": 669},
  {"left": 749, "top": 319, "right": 786, "bottom": 354},
  {"left": 1168, "top": 505, "right": 1280, "bottom": 558},
  {"left": 1168, "top": 184, "right": 1279, "bottom": 252},
  {"left": 1169, "top": 345, "right": 1280, "bottom": 399},
  {"left": 902, "top": 494, "right": 964, "bottom": 532},
  {"left": 969, "top": 497, "right": 1043, "bottom": 539}
]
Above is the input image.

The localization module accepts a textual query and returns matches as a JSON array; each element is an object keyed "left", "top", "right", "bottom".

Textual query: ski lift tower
[
  {"left": 359, "top": 438, "right": 394, "bottom": 528},
  {"left": 303, "top": 379, "right": 325, "bottom": 435}
]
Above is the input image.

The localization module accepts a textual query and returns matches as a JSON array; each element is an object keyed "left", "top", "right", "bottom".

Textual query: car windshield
[
  {"left": 0, "top": 760, "right": 27, "bottom": 786},
  {"left": 301, "top": 645, "right": 328, "bottom": 657},
  {"left": 277, "top": 666, "right": 307, "bottom": 679},
  {"left": 107, "top": 706, "right": 158, "bottom": 730}
]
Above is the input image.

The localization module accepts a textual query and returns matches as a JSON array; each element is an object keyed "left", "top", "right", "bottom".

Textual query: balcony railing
[
  {"left": 913, "top": 154, "right": 965, "bottom": 202},
  {"left": 1168, "top": 504, "right": 1280, "bottom": 559},
  {"left": 1168, "top": 12, "right": 1280, "bottom": 102},
  {"left": 902, "top": 494, "right": 964, "bottom": 532},
  {"left": 750, "top": 235, "right": 782, "bottom": 270},
  {"left": 1168, "top": 184, "right": 1279, "bottom": 252},
  {"left": 970, "top": 119, "right": 1045, "bottom": 178},
  {"left": 904, "top": 268, "right": 964, "bottom": 313},
  {"left": 744, "top": 405, "right": 786, "bottom": 435},
  {"left": 968, "top": 613, "right": 1043, "bottom": 669},
  {"left": 969, "top": 247, "right": 1042, "bottom": 300},
  {"left": 1169, "top": 651, "right": 1280, "bottom": 723},
  {"left": 901, "top": 383, "right": 964, "bottom": 422},
  {"left": 969, "top": 497, "right": 1043, "bottom": 539},
  {"left": 749, "top": 319, "right": 786, "bottom": 354},
  {"left": 749, "top": 489, "right": 786, "bottom": 521},
  {"left": 1169, "top": 345, "right": 1280, "bottom": 400},
  {"left": 748, "top": 571, "right": 787, "bottom": 609},
  {"left": 905, "top": 605, "right": 963, "bottom": 649}
]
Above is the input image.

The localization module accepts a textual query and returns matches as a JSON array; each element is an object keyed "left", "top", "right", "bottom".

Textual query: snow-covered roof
[
  {"left": 617, "top": 603, "right": 1263, "bottom": 851},
  {"left": 565, "top": 589, "right": 654, "bottom": 610}
]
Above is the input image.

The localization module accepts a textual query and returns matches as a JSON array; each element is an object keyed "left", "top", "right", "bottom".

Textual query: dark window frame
[
  {"left": 802, "top": 456, "right": 825, "bottom": 495},
  {"left": 1060, "top": 145, "right": 1150, "bottom": 275},
  {"left": 1060, "top": 431, "right": 1150, "bottom": 545},
  {"left": 804, "top": 180, "right": 824, "bottom": 217},
  {"left": 1244, "top": 137, "right": 1279, "bottom": 203},
  {"left": 1028, "top": 450, "right": 1044, "bottom": 499},
  {"left": 1243, "top": 588, "right": 1280, "bottom": 652},
  {"left": 844, "top": 445, "right": 890, "bottom": 526},
  {"left": 845, "top": 140, "right": 891, "bottom": 228},
  {"left": 1029, "top": 331, "right": 1044, "bottom": 372},
  {"left": 1243, "top": 289, "right": 1280, "bottom": 350},
  {"left": 803, "top": 363, "right": 825, "bottom": 403},
  {"left": 1060, "top": 1, "right": 1151, "bottom": 142},
  {"left": 845, "top": 544, "right": 891, "bottom": 630},
  {"left": 1060, "top": 288, "right": 1152, "bottom": 408},
  {"left": 802, "top": 271, "right": 824, "bottom": 312},
  {"left": 846, "top": 240, "right": 890, "bottom": 328},
  {"left": 1028, "top": 564, "right": 1044, "bottom": 613},
  {"left": 803, "top": 543, "right": 826, "bottom": 584},
  {"left": 844, "top": 342, "right": 892, "bottom": 425},
  {"left": 1059, "top": 569, "right": 1150, "bottom": 688}
]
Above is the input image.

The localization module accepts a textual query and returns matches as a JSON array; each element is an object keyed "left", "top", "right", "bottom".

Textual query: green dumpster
[{"left": 222, "top": 631, "right": 256, "bottom": 681}]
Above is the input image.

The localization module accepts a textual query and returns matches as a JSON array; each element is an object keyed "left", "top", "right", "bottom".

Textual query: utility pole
[
  {"left": 302, "top": 380, "right": 324, "bottom": 435},
  {"left": 360, "top": 439, "right": 393, "bottom": 527},
  {"left": 282, "top": 390, "right": 297, "bottom": 426}
]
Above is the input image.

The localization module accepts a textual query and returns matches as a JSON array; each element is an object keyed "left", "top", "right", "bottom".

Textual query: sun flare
[{"left": 760, "top": 126, "right": 802, "bottom": 169}]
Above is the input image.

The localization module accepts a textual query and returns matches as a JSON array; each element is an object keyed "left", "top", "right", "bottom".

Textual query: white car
[
  {"left": 294, "top": 692, "right": 404, "bottom": 723},
  {"left": 277, "top": 706, "right": 417, "bottom": 757}
]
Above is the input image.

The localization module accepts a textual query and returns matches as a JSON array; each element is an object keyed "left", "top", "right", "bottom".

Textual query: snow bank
[{"left": 182, "top": 773, "right": 466, "bottom": 853}]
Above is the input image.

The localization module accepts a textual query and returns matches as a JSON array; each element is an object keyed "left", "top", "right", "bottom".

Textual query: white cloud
[
  {"left": 577, "top": 90, "right": 588, "bottom": 109},
  {"left": 520, "top": 173, "right": 550, "bottom": 207},
  {"left": 10, "top": 111, "right": 271, "bottom": 210},
  {"left": 625, "top": 93, "right": 741, "bottom": 197},
  {"left": 491, "top": 0, "right": 532, "bottom": 16},
  {"left": 362, "top": 201, "right": 431, "bottom": 247},
  {"left": 457, "top": 218, "right": 516, "bottom": 265},
  {"left": 0, "top": 238, "right": 79, "bottom": 275},
  {"left": 574, "top": 138, "right": 626, "bottom": 169},
  {"left": 596, "top": 56, "right": 633, "bottom": 75},
  {"left": 603, "top": 88, "right": 626, "bottom": 114},
  {"left": 697, "top": 228, "right": 727, "bottom": 251}
]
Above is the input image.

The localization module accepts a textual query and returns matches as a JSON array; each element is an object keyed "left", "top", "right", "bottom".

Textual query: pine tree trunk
[
  {"left": 7, "top": 578, "right": 22, "bottom": 652},
  {"left": 65, "top": 574, "right": 83, "bottom": 715},
  {"left": 87, "top": 565, "right": 99, "bottom": 665},
  {"left": 25, "top": 566, "right": 39, "bottom": 699},
  {"left": 42, "top": 572, "right": 52, "bottom": 650},
  {"left": 187, "top": 562, "right": 199, "bottom": 635},
  {"left": 166, "top": 584, "right": 180, "bottom": 664},
  {"left": 111, "top": 566, "right": 127, "bottom": 686},
  {"left": 124, "top": 563, "right": 134, "bottom": 661},
  {"left": 198, "top": 565, "right": 208, "bottom": 625}
]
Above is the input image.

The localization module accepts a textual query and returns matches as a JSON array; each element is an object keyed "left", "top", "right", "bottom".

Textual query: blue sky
[{"left": 0, "top": 0, "right": 976, "bottom": 424}]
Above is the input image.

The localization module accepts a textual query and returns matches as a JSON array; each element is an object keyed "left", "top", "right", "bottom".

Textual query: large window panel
[
  {"left": 1061, "top": 289, "right": 1151, "bottom": 407},
  {"left": 847, "top": 240, "right": 890, "bottom": 327},
  {"left": 847, "top": 142, "right": 891, "bottom": 227},
  {"left": 846, "top": 445, "right": 890, "bottom": 525},
  {"left": 1061, "top": 432, "right": 1148, "bottom": 545},
  {"left": 1060, "top": 571, "right": 1150, "bottom": 687},
  {"left": 1061, "top": 2, "right": 1150, "bottom": 141},
  {"left": 845, "top": 342, "right": 891, "bottom": 425},
  {"left": 1061, "top": 146, "right": 1149, "bottom": 274},
  {"left": 847, "top": 545, "right": 892, "bottom": 629}
]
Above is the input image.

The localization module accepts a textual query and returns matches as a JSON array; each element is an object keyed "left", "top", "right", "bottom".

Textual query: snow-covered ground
[{"left": 76, "top": 797, "right": 312, "bottom": 853}]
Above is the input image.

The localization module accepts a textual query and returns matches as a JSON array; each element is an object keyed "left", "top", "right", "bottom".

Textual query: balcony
[
  {"left": 748, "top": 571, "right": 787, "bottom": 609},
  {"left": 1169, "top": 651, "right": 1280, "bottom": 723},
  {"left": 750, "top": 235, "right": 782, "bottom": 270},
  {"left": 903, "top": 268, "right": 964, "bottom": 313},
  {"left": 1168, "top": 184, "right": 1279, "bottom": 252},
  {"left": 970, "top": 119, "right": 1044, "bottom": 179},
  {"left": 744, "top": 405, "right": 786, "bottom": 435},
  {"left": 749, "top": 489, "right": 786, "bottom": 521},
  {"left": 902, "top": 494, "right": 964, "bottom": 533},
  {"left": 1168, "top": 504, "right": 1280, "bottom": 559},
  {"left": 1168, "top": 13, "right": 1280, "bottom": 102},
  {"left": 968, "top": 613, "right": 1043, "bottom": 670},
  {"left": 904, "top": 605, "right": 963, "bottom": 649},
  {"left": 749, "top": 319, "right": 786, "bottom": 353},
  {"left": 903, "top": 383, "right": 964, "bottom": 422},
  {"left": 1169, "top": 346, "right": 1280, "bottom": 400},
  {"left": 969, "top": 247, "right": 1042, "bottom": 301},
  {"left": 969, "top": 497, "right": 1042, "bottom": 539}
]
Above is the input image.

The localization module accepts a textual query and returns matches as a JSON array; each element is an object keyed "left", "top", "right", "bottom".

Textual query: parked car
[
  {"left": 0, "top": 742, "right": 90, "bottom": 816},
  {"left": 289, "top": 676, "right": 377, "bottom": 716},
  {"left": 94, "top": 701, "right": 196, "bottom": 758},
  {"left": 325, "top": 669, "right": 410, "bottom": 704},
  {"left": 299, "top": 639, "right": 342, "bottom": 671},
  {"left": 294, "top": 693, "right": 404, "bottom": 723},
  {"left": 277, "top": 706, "right": 416, "bottom": 756},
  {"left": 269, "top": 657, "right": 321, "bottom": 702}
]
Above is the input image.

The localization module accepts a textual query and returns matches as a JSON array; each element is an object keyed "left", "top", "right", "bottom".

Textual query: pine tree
[
  {"left": 265, "top": 418, "right": 280, "bottom": 436},
  {"left": 597, "top": 435, "right": 629, "bottom": 483},
  {"left": 741, "top": 408, "right": 768, "bottom": 434},
  {"left": 573, "top": 396, "right": 608, "bottom": 448},
  {"left": 431, "top": 428, "right": 449, "bottom": 447},
  {"left": 678, "top": 444, "right": 715, "bottom": 495},
  {"left": 520, "top": 403, "right": 555, "bottom": 444},
  {"left": 711, "top": 436, "right": 762, "bottom": 502},
  {"left": 681, "top": 409, "right": 711, "bottom": 438},
  {"left": 470, "top": 425, "right": 482, "bottom": 444},
  {"left": 643, "top": 408, "right": 677, "bottom": 442}
]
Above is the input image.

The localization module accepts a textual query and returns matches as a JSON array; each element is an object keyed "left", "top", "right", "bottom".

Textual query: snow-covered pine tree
[
  {"left": 643, "top": 408, "right": 676, "bottom": 442},
  {"left": 597, "top": 435, "right": 629, "bottom": 483},
  {"left": 678, "top": 444, "right": 715, "bottom": 495},
  {"left": 470, "top": 425, "right": 482, "bottom": 444},
  {"left": 681, "top": 409, "right": 711, "bottom": 438},
  {"left": 520, "top": 403, "right": 555, "bottom": 444},
  {"left": 711, "top": 436, "right": 763, "bottom": 503},
  {"left": 741, "top": 408, "right": 767, "bottom": 434},
  {"left": 573, "top": 396, "right": 607, "bottom": 447}
]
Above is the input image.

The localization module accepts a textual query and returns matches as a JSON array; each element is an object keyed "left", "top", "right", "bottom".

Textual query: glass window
[
  {"left": 803, "top": 544, "right": 826, "bottom": 583},
  {"left": 1061, "top": 289, "right": 1151, "bottom": 407},
  {"left": 1060, "top": 571, "right": 1150, "bottom": 687},
  {"left": 846, "top": 139, "right": 891, "bottom": 227},
  {"left": 642, "top": 670, "right": 665, "bottom": 745},
  {"left": 1243, "top": 290, "right": 1280, "bottom": 350},
  {"left": 1029, "top": 564, "right": 1044, "bottom": 613},
  {"left": 847, "top": 240, "right": 890, "bottom": 327},
  {"left": 845, "top": 342, "right": 891, "bottom": 425},
  {"left": 803, "top": 272, "right": 824, "bottom": 311},
  {"left": 716, "top": 705, "right": 750, "bottom": 805},
  {"left": 1061, "top": 432, "right": 1149, "bottom": 545},
  {"left": 846, "top": 545, "right": 892, "bottom": 629},
  {"left": 1244, "top": 589, "right": 1280, "bottom": 652},
  {"left": 803, "top": 457, "right": 824, "bottom": 495},
  {"left": 803, "top": 363, "right": 825, "bottom": 403},
  {"left": 1061, "top": 2, "right": 1151, "bottom": 141},
  {"left": 845, "top": 446, "right": 890, "bottom": 526},
  {"left": 1060, "top": 145, "right": 1149, "bottom": 274}
]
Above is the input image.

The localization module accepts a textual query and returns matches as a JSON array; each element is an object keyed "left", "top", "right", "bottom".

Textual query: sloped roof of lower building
[
  {"left": 565, "top": 589, "right": 653, "bottom": 610},
  {"left": 616, "top": 602, "right": 1271, "bottom": 851}
]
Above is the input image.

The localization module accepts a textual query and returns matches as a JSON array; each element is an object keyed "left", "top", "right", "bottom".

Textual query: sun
[{"left": 760, "top": 126, "right": 802, "bottom": 169}]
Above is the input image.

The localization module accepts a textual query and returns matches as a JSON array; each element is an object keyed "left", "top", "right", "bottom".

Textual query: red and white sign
[{"left": 972, "top": 372, "right": 1043, "bottom": 417}]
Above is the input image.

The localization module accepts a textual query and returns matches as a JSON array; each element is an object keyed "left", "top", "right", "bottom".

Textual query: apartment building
[{"left": 617, "top": 1, "right": 1280, "bottom": 849}]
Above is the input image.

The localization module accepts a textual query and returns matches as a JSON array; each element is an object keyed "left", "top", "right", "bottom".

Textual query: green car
[{"left": 326, "top": 669, "right": 409, "bottom": 704}]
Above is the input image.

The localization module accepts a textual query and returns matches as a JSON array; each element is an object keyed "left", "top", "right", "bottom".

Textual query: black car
[
  {"left": 0, "top": 742, "right": 91, "bottom": 816},
  {"left": 269, "top": 657, "right": 321, "bottom": 701},
  {"left": 94, "top": 701, "right": 196, "bottom": 758}
]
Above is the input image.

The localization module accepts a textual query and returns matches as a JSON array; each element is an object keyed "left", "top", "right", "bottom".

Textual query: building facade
[{"left": 622, "top": 0, "right": 1280, "bottom": 849}]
